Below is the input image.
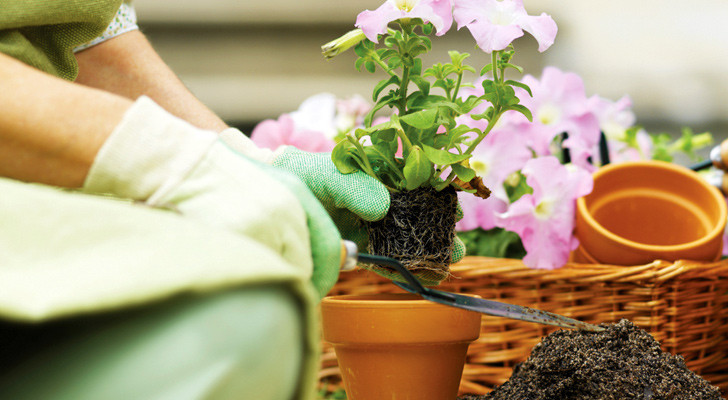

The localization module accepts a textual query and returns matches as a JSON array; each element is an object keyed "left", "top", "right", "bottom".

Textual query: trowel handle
[
  {"left": 710, "top": 140, "right": 728, "bottom": 171},
  {"left": 707, "top": 171, "right": 728, "bottom": 195},
  {"left": 340, "top": 240, "right": 359, "bottom": 271}
]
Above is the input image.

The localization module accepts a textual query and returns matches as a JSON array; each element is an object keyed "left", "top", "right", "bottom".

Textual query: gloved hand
[
  {"left": 219, "top": 130, "right": 467, "bottom": 264},
  {"left": 219, "top": 132, "right": 391, "bottom": 251},
  {"left": 271, "top": 148, "right": 467, "bottom": 265},
  {"left": 82, "top": 96, "right": 341, "bottom": 298},
  {"left": 272, "top": 148, "right": 392, "bottom": 250}
]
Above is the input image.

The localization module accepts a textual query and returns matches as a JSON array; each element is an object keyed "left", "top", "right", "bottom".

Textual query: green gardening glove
[
  {"left": 272, "top": 147, "right": 467, "bottom": 265},
  {"left": 250, "top": 159, "right": 343, "bottom": 298},
  {"left": 271, "top": 147, "right": 390, "bottom": 251}
]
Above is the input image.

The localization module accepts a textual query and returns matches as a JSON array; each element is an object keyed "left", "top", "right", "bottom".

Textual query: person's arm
[
  {"left": 0, "top": 52, "right": 132, "bottom": 188},
  {"left": 74, "top": 30, "right": 228, "bottom": 132}
]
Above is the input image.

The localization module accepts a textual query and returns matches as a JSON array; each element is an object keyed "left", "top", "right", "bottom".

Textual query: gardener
[{"left": 0, "top": 1, "right": 394, "bottom": 399}]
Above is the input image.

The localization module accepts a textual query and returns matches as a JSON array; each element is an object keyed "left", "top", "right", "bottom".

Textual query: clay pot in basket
[
  {"left": 321, "top": 293, "right": 481, "bottom": 400},
  {"left": 574, "top": 160, "right": 727, "bottom": 265}
]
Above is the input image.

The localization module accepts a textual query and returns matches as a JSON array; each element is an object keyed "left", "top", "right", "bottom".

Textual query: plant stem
[
  {"left": 463, "top": 50, "right": 505, "bottom": 155},
  {"left": 491, "top": 51, "right": 500, "bottom": 83},
  {"left": 372, "top": 147, "right": 405, "bottom": 180},
  {"left": 398, "top": 63, "right": 411, "bottom": 116},
  {"left": 463, "top": 108, "right": 504, "bottom": 155},
  {"left": 347, "top": 135, "right": 378, "bottom": 179},
  {"left": 395, "top": 124, "right": 414, "bottom": 154},
  {"left": 451, "top": 72, "right": 464, "bottom": 102},
  {"left": 374, "top": 58, "right": 397, "bottom": 77}
]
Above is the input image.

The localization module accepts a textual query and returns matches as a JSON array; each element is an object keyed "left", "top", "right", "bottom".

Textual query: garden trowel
[{"left": 340, "top": 240, "right": 605, "bottom": 332}]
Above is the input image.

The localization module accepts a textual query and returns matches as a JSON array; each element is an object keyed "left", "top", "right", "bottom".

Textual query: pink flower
[
  {"left": 607, "top": 129, "right": 652, "bottom": 164},
  {"left": 250, "top": 114, "right": 335, "bottom": 153},
  {"left": 453, "top": 0, "right": 557, "bottom": 53},
  {"left": 496, "top": 157, "right": 593, "bottom": 269},
  {"left": 587, "top": 95, "right": 650, "bottom": 164},
  {"left": 511, "top": 67, "right": 600, "bottom": 169},
  {"left": 457, "top": 127, "right": 532, "bottom": 231},
  {"left": 456, "top": 192, "right": 508, "bottom": 231},
  {"left": 335, "top": 94, "right": 371, "bottom": 133},
  {"left": 289, "top": 93, "right": 338, "bottom": 140},
  {"left": 356, "top": 0, "right": 454, "bottom": 43},
  {"left": 588, "top": 95, "right": 636, "bottom": 140}
]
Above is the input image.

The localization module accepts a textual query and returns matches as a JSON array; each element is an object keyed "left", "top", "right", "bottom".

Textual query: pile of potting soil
[{"left": 458, "top": 319, "right": 722, "bottom": 400}]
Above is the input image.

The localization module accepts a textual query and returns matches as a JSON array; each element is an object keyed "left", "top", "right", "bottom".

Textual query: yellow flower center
[
  {"left": 491, "top": 10, "right": 515, "bottom": 26},
  {"left": 471, "top": 159, "right": 488, "bottom": 177},
  {"left": 393, "top": 0, "right": 419, "bottom": 12},
  {"left": 537, "top": 103, "right": 562, "bottom": 126},
  {"left": 534, "top": 199, "right": 555, "bottom": 219}
]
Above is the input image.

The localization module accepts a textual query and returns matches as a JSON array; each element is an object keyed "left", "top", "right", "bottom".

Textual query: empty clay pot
[
  {"left": 321, "top": 293, "right": 481, "bottom": 400},
  {"left": 575, "top": 160, "right": 727, "bottom": 265}
]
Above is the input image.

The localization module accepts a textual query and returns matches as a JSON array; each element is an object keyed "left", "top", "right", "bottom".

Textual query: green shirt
[{"left": 0, "top": 0, "right": 122, "bottom": 80}]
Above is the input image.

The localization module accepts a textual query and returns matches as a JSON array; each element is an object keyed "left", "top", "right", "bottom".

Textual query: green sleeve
[{"left": 0, "top": 0, "right": 122, "bottom": 80}]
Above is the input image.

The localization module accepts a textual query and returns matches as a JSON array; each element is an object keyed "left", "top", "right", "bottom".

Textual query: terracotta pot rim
[
  {"left": 577, "top": 160, "right": 727, "bottom": 253},
  {"left": 323, "top": 293, "right": 449, "bottom": 309}
]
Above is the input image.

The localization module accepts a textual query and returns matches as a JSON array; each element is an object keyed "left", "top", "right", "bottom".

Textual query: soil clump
[
  {"left": 366, "top": 186, "right": 458, "bottom": 282},
  {"left": 459, "top": 319, "right": 721, "bottom": 400}
]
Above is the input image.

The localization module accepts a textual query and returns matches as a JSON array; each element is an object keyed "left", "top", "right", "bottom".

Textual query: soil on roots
[
  {"left": 458, "top": 319, "right": 722, "bottom": 400},
  {"left": 366, "top": 186, "right": 458, "bottom": 282}
]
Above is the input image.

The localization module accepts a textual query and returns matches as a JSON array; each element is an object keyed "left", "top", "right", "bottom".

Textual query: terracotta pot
[
  {"left": 570, "top": 243, "right": 600, "bottom": 264},
  {"left": 321, "top": 293, "right": 481, "bottom": 400},
  {"left": 575, "top": 160, "right": 727, "bottom": 265}
]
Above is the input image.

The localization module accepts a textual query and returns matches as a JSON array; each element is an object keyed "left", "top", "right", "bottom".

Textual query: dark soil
[
  {"left": 366, "top": 186, "right": 458, "bottom": 283},
  {"left": 458, "top": 319, "right": 722, "bottom": 400}
]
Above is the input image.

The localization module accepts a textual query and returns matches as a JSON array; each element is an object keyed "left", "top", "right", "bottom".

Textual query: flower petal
[
  {"left": 355, "top": 2, "right": 404, "bottom": 42},
  {"left": 465, "top": 19, "right": 524, "bottom": 53},
  {"left": 424, "top": 0, "right": 454, "bottom": 35},
  {"left": 457, "top": 192, "right": 508, "bottom": 231},
  {"left": 514, "top": 13, "right": 557, "bottom": 52},
  {"left": 452, "top": 0, "right": 481, "bottom": 28}
]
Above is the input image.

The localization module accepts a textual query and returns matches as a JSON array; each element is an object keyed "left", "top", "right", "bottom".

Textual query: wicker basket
[{"left": 319, "top": 256, "right": 728, "bottom": 397}]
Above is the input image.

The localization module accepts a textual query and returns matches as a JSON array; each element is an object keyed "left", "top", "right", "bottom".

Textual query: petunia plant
[
  {"left": 455, "top": 66, "right": 714, "bottom": 269},
  {"left": 323, "top": 0, "right": 557, "bottom": 194}
]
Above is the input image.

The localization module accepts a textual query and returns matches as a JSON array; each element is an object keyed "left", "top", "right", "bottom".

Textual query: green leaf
[
  {"left": 370, "top": 127, "right": 397, "bottom": 144},
  {"left": 354, "top": 57, "right": 366, "bottom": 72},
  {"left": 458, "top": 228, "right": 525, "bottom": 259},
  {"left": 422, "top": 23, "right": 434, "bottom": 35},
  {"left": 364, "top": 61, "right": 376, "bottom": 73},
  {"left": 451, "top": 163, "right": 476, "bottom": 182},
  {"left": 410, "top": 75, "right": 430, "bottom": 97},
  {"left": 505, "top": 79, "right": 532, "bottom": 97},
  {"left": 422, "top": 144, "right": 471, "bottom": 165},
  {"left": 421, "top": 36, "right": 432, "bottom": 51},
  {"left": 353, "top": 42, "right": 368, "bottom": 58},
  {"left": 503, "top": 62, "right": 524, "bottom": 74},
  {"left": 411, "top": 58, "right": 423, "bottom": 76},
  {"left": 387, "top": 56, "right": 402, "bottom": 69},
  {"left": 373, "top": 75, "right": 400, "bottom": 101},
  {"left": 399, "top": 108, "right": 438, "bottom": 130},
  {"left": 403, "top": 146, "right": 432, "bottom": 190},
  {"left": 480, "top": 64, "right": 494, "bottom": 76},
  {"left": 378, "top": 49, "right": 398, "bottom": 60},
  {"left": 364, "top": 93, "right": 397, "bottom": 127},
  {"left": 448, "top": 50, "right": 468, "bottom": 66},
  {"left": 331, "top": 140, "right": 360, "bottom": 174},
  {"left": 507, "top": 104, "right": 533, "bottom": 122},
  {"left": 432, "top": 79, "right": 450, "bottom": 93}
]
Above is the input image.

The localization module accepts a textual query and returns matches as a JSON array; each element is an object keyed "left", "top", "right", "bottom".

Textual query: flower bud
[{"left": 322, "top": 29, "right": 368, "bottom": 59}]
